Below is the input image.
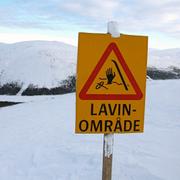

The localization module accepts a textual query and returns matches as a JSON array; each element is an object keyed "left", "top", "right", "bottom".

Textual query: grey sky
[{"left": 0, "top": 0, "right": 179, "bottom": 48}]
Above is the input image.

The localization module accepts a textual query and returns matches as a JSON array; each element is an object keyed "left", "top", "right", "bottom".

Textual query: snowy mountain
[
  {"left": 148, "top": 48, "right": 180, "bottom": 69},
  {"left": 0, "top": 41, "right": 179, "bottom": 95},
  {"left": 0, "top": 41, "right": 77, "bottom": 88}
]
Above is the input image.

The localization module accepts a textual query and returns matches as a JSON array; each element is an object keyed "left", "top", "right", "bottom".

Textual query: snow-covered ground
[{"left": 0, "top": 80, "right": 180, "bottom": 180}]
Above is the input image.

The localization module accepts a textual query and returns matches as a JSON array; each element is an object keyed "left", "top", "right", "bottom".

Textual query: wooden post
[
  {"left": 102, "top": 21, "right": 120, "bottom": 180},
  {"left": 102, "top": 134, "right": 114, "bottom": 180}
]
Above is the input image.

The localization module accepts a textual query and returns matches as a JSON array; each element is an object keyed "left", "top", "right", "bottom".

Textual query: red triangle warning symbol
[{"left": 79, "top": 42, "right": 143, "bottom": 100}]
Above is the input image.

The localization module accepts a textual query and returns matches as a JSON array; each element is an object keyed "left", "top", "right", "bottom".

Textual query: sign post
[
  {"left": 76, "top": 21, "right": 148, "bottom": 180},
  {"left": 102, "top": 21, "right": 120, "bottom": 180},
  {"left": 102, "top": 133, "right": 114, "bottom": 180}
]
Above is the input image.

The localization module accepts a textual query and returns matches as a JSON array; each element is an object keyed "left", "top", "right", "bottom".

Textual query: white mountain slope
[
  {"left": 0, "top": 41, "right": 179, "bottom": 89},
  {"left": 148, "top": 48, "right": 180, "bottom": 69},
  {"left": 0, "top": 41, "right": 77, "bottom": 88}
]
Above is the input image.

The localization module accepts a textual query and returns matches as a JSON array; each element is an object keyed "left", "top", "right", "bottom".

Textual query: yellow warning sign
[{"left": 76, "top": 33, "right": 148, "bottom": 134}]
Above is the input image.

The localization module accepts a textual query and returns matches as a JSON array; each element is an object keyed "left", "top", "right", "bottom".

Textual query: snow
[
  {"left": 0, "top": 94, "right": 56, "bottom": 103},
  {"left": 0, "top": 41, "right": 77, "bottom": 88},
  {"left": 107, "top": 21, "right": 120, "bottom": 37},
  {"left": 0, "top": 80, "right": 180, "bottom": 180},
  {"left": 0, "top": 40, "right": 180, "bottom": 92},
  {"left": 104, "top": 134, "right": 114, "bottom": 158}
]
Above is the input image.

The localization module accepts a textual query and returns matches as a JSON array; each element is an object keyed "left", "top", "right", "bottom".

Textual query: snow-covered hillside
[
  {"left": 0, "top": 41, "right": 180, "bottom": 92},
  {"left": 0, "top": 80, "right": 180, "bottom": 179},
  {"left": 148, "top": 48, "right": 180, "bottom": 69},
  {"left": 0, "top": 41, "right": 77, "bottom": 88}
]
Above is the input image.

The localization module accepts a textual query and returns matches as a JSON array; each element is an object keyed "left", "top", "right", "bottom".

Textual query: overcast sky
[{"left": 0, "top": 0, "right": 180, "bottom": 49}]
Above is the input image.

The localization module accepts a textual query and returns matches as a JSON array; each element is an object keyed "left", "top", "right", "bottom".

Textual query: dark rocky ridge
[
  {"left": 0, "top": 75, "right": 76, "bottom": 95},
  {"left": 0, "top": 67, "right": 179, "bottom": 95},
  {"left": 147, "top": 66, "right": 180, "bottom": 80},
  {"left": 0, "top": 101, "right": 21, "bottom": 107}
]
